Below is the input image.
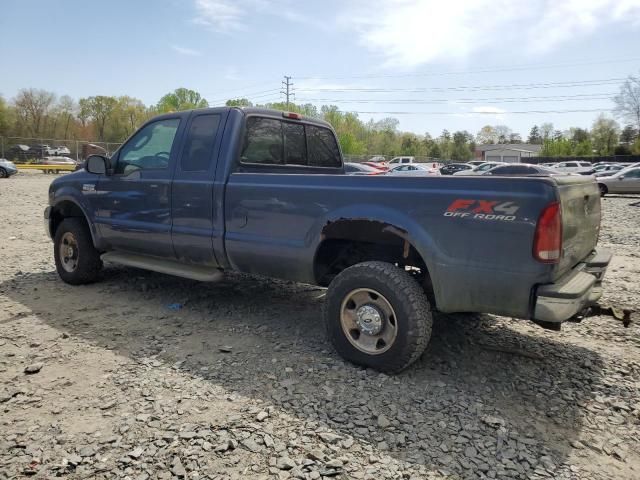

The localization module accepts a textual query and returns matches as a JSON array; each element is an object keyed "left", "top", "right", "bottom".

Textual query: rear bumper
[{"left": 533, "top": 249, "right": 612, "bottom": 323}]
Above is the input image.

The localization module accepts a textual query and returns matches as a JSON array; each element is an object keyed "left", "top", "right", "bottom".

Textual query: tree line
[{"left": 1, "top": 73, "right": 639, "bottom": 159}]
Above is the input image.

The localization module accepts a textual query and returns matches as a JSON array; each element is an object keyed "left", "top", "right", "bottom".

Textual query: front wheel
[
  {"left": 0, "top": 168, "right": 7, "bottom": 178},
  {"left": 54, "top": 218, "right": 103, "bottom": 285},
  {"left": 325, "top": 261, "right": 432, "bottom": 373}
]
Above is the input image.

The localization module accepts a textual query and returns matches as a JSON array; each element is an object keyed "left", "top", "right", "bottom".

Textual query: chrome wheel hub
[
  {"left": 356, "top": 304, "right": 383, "bottom": 335},
  {"left": 340, "top": 288, "right": 398, "bottom": 355},
  {"left": 59, "top": 232, "right": 79, "bottom": 273}
]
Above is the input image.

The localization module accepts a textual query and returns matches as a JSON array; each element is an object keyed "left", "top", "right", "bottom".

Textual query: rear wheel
[
  {"left": 0, "top": 168, "right": 7, "bottom": 178},
  {"left": 54, "top": 218, "right": 102, "bottom": 285},
  {"left": 325, "top": 261, "right": 432, "bottom": 373},
  {"left": 598, "top": 183, "right": 608, "bottom": 197}
]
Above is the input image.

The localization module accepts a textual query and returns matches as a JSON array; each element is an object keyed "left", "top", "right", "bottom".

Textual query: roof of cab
[{"left": 148, "top": 106, "right": 333, "bottom": 129}]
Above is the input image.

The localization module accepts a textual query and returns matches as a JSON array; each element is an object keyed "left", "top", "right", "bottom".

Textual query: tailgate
[{"left": 554, "top": 175, "right": 601, "bottom": 275}]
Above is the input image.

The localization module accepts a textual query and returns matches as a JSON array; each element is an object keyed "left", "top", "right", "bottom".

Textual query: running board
[{"left": 101, "top": 252, "right": 224, "bottom": 282}]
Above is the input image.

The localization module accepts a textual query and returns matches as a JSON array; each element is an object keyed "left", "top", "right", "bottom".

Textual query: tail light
[
  {"left": 282, "top": 111, "right": 301, "bottom": 120},
  {"left": 533, "top": 202, "right": 562, "bottom": 263}
]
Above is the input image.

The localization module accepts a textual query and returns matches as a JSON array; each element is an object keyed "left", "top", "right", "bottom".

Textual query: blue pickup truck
[{"left": 45, "top": 107, "right": 611, "bottom": 372}]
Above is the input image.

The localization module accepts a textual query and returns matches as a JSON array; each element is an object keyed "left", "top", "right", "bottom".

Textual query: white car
[
  {"left": 387, "top": 164, "right": 440, "bottom": 176},
  {"left": 54, "top": 145, "right": 71, "bottom": 155},
  {"left": 453, "top": 161, "right": 506, "bottom": 175},
  {"left": 388, "top": 156, "right": 415, "bottom": 165},
  {"left": 552, "top": 161, "right": 594, "bottom": 175},
  {"left": 467, "top": 160, "right": 485, "bottom": 167}
]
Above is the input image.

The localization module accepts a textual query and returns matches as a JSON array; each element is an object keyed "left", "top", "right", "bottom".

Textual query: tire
[
  {"left": 325, "top": 261, "right": 432, "bottom": 373},
  {"left": 598, "top": 184, "right": 607, "bottom": 197},
  {"left": 54, "top": 218, "right": 103, "bottom": 285},
  {"left": 0, "top": 168, "right": 6, "bottom": 178}
]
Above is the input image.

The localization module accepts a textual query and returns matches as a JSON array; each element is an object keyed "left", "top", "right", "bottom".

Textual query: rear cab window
[{"left": 239, "top": 115, "right": 342, "bottom": 171}]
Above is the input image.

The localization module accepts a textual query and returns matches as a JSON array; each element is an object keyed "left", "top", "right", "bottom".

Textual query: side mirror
[
  {"left": 618, "top": 175, "right": 625, "bottom": 180},
  {"left": 86, "top": 155, "right": 109, "bottom": 175}
]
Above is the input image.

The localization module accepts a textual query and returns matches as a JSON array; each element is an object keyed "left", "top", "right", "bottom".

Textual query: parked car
[
  {"left": 453, "top": 161, "right": 506, "bottom": 175},
  {"left": 594, "top": 165, "right": 625, "bottom": 177},
  {"left": 361, "top": 161, "right": 389, "bottom": 172},
  {"left": 0, "top": 158, "right": 18, "bottom": 178},
  {"left": 387, "top": 164, "right": 440, "bottom": 176},
  {"left": 45, "top": 106, "right": 610, "bottom": 373},
  {"left": 597, "top": 167, "right": 640, "bottom": 196},
  {"left": 29, "top": 144, "right": 52, "bottom": 157},
  {"left": 388, "top": 156, "right": 415, "bottom": 165},
  {"left": 440, "top": 163, "right": 473, "bottom": 175},
  {"left": 552, "top": 161, "right": 594, "bottom": 175},
  {"left": 344, "top": 162, "right": 384, "bottom": 175},
  {"left": 482, "top": 164, "right": 560, "bottom": 176},
  {"left": 8, "top": 144, "right": 31, "bottom": 160},
  {"left": 52, "top": 145, "right": 71, "bottom": 156},
  {"left": 467, "top": 160, "right": 485, "bottom": 167},
  {"left": 42, "top": 156, "right": 77, "bottom": 165},
  {"left": 368, "top": 155, "right": 387, "bottom": 163},
  {"left": 540, "top": 162, "right": 557, "bottom": 167}
]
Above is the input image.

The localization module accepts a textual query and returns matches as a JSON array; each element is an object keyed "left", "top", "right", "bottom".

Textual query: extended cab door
[
  {"left": 92, "top": 116, "right": 184, "bottom": 257},
  {"left": 171, "top": 111, "right": 227, "bottom": 265}
]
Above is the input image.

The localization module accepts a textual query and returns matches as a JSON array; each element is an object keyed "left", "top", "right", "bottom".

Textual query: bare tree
[
  {"left": 614, "top": 74, "right": 640, "bottom": 132},
  {"left": 57, "top": 95, "right": 77, "bottom": 139},
  {"left": 13, "top": 88, "right": 56, "bottom": 137}
]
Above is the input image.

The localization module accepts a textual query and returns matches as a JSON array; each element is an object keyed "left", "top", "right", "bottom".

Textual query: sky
[{"left": 2, "top": 0, "right": 640, "bottom": 137}]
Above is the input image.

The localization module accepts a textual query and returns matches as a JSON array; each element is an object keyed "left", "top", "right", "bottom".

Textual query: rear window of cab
[{"left": 241, "top": 117, "right": 341, "bottom": 168}]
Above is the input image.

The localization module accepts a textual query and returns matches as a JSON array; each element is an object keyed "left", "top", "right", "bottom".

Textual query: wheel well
[
  {"left": 51, "top": 201, "right": 88, "bottom": 237},
  {"left": 314, "top": 219, "right": 435, "bottom": 304},
  {"left": 598, "top": 183, "right": 608, "bottom": 194}
]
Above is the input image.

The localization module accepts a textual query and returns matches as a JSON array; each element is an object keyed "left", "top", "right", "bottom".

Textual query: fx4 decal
[{"left": 444, "top": 199, "right": 520, "bottom": 221}]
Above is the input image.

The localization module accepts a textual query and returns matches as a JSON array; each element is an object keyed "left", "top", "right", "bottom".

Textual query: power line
[
  {"left": 295, "top": 57, "right": 640, "bottom": 80},
  {"left": 296, "top": 78, "right": 626, "bottom": 93},
  {"left": 294, "top": 92, "right": 616, "bottom": 104},
  {"left": 330, "top": 108, "right": 611, "bottom": 115}
]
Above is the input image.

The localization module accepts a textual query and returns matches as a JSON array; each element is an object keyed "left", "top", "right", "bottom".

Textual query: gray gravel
[{"left": 1, "top": 172, "right": 639, "bottom": 479}]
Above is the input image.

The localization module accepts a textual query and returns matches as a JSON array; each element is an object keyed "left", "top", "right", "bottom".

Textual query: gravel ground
[{"left": 1, "top": 172, "right": 639, "bottom": 480}]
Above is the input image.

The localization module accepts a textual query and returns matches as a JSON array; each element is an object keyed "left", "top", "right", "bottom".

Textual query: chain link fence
[{"left": 0, "top": 136, "right": 122, "bottom": 163}]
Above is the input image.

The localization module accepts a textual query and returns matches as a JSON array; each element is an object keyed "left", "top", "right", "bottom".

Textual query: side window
[
  {"left": 567, "top": 162, "right": 578, "bottom": 167},
  {"left": 625, "top": 169, "right": 640, "bottom": 178},
  {"left": 241, "top": 117, "right": 283, "bottom": 164},
  {"left": 116, "top": 118, "right": 180, "bottom": 174},
  {"left": 307, "top": 125, "right": 341, "bottom": 168},
  {"left": 181, "top": 114, "right": 220, "bottom": 172},
  {"left": 284, "top": 122, "right": 306, "bottom": 166}
]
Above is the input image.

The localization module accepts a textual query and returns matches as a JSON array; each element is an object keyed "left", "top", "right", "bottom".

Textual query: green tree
[
  {"left": 590, "top": 115, "right": 620, "bottom": 155},
  {"left": 428, "top": 142, "right": 442, "bottom": 158},
  {"left": 476, "top": 125, "right": 497, "bottom": 144},
  {"left": 0, "top": 95, "right": 12, "bottom": 137},
  {"left": 569, "top": 127, "right": 589, "bottom": 143},
  {"left": 79, "top": 96, "right": 118, "bottom": 142},
  {"left": 451, "top": 130, "right": 473, "bottom": 160},
  {"left": 226, "top": 98, "right": 253, "bottom": 107},
  {"left": 631, "top": 137, "right": 640, "bottom": 154},
  {"left": 528, "top": 125, "right": 542, "bottom": 144},
  {"left": 157, "top": 88, "right": 208, "bottom": 113},
  {"left": 573, "top": 140, "right": 593, "bottom": 156},
  {"left": 541, "top": 138, "right": 573, "bottom": 157},
  {"left": 620, "top": 125, "right": 638, "bottom": 144}
]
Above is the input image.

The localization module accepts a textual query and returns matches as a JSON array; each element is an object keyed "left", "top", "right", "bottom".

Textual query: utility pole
[{"left": 281, "top": 76, "right": 294, "bottom": 109}]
